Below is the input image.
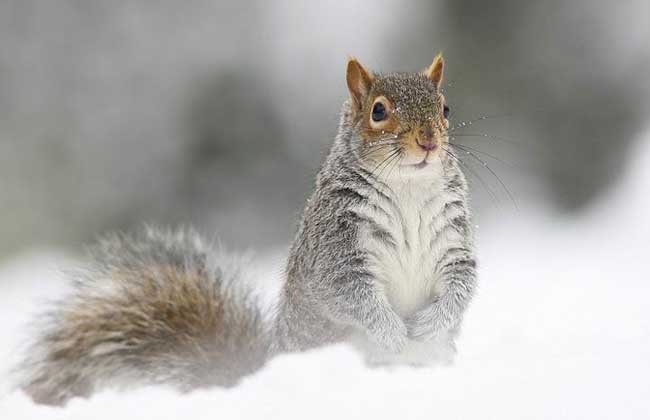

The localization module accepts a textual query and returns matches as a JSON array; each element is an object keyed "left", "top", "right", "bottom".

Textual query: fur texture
[
  {"left": 278, "top": 95, "right": 475, "bottom": 360},
  {"left": 18, "top": 227, "right": 270, "bottom": 405},
  {"left": 18, "top": 59, "right": 477, "bottom": 405}
]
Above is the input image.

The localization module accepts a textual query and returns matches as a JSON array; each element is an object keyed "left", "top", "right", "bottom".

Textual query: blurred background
[
  {"left": 2, "top": 3, "right": 650, "bottom": 415},
  {"left": 1, "top": 0, "right": 649, "bottom": 259}
]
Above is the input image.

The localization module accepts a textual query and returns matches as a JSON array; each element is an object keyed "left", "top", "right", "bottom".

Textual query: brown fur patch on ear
[
  {"left": 346, "top": 57, "right": 374, "bottom": 111},
  {"left": 425, "top": 53, "right": 444, "bottom": 89}
]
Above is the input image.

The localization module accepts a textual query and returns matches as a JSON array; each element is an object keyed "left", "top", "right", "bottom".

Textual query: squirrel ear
[
  {"left": 346, "top": 57, "right": 374, "bottom": 111},
  {"left": 425, "top": 53, "right": 444, "bottom": 89}
]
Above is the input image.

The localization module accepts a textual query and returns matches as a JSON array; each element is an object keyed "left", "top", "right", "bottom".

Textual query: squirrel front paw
[
  {"left": 366, "top": 309, "right": 408, "bottom": 353},
  {"left": 405, "top": 307, "right": 446, "bottom": 342}
]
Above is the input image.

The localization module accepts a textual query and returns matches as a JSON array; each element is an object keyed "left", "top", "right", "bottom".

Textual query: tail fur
[{"left": 17, "top": 226, "right": 270, "bottom": 406}]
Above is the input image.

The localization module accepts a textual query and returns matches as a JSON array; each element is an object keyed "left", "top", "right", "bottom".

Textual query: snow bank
[{"left": 1, "top": 131, "right": 649, "bottom": 419}]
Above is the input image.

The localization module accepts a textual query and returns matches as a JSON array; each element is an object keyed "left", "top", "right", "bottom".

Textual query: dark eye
[
  {"left": 443, "top": 104, "right": 450, "bottom": 119},
  {"left": 372, "top": 102, "right": 388, "bottom": 122}
]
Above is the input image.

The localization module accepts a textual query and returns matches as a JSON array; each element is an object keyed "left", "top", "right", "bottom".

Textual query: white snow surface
[{"left": 1, "top": 132, "right": 650, "bottom": 419}]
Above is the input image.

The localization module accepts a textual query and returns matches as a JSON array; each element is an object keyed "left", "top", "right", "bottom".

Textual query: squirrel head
[{"left": 345, "top": 54, "right": 450, "bottom": 171}]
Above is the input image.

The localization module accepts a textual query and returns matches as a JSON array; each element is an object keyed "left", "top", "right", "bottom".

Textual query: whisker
[
  {"left": 369, "top": 148, "right": 401, "bottom": 179},
  {"left": 357, "top": 143, "right": 398, "bottom": 160},
  {"left": 350, "top": 136, "right": 401, "bottom": 155},
  {"left": 383, "top": 149, "right": 403, "bottom": 180},
  {"left": 374, "top": 148, "right": 402, "bottom": 180},
  {"left": 449, "top": 133, "right": 533, "bottom": 150},
  {"left": 354, "top": 133, "right": 406, "bottom": 162},
  {"left": 441, "top": 147, "right": 501, "bottom": 210},
  {"left": 448, "top": 112, "right": 515, "bottom": 132},
  {"left": 449, "top": 144, "right": 518, "bottom": 210},
  {"left": 449, "top": 142, "right": 519, "bottom": 169}
]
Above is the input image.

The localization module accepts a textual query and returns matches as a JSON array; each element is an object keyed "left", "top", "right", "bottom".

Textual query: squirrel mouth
[
  {"left": 413, "top": 151, "right": 432, "bottom": 168},
  {"left": 398, "top": 154, "right": 431, "bottom": 169}
]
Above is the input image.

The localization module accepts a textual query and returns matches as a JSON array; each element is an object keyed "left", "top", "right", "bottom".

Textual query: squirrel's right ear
[
  {"left": 425, "top": 53, "right": 444, "bottom": 90},
  {"left": 346, "top": 57, "right": 374, "bottom": 111}
]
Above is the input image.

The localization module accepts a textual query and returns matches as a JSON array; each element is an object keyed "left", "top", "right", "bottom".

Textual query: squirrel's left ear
[
  {"left": 425, "top": 53, "right": 444, "bottom": 89},
  {"left": 346, "top": 57, "right": 374, "bottom": 112}
]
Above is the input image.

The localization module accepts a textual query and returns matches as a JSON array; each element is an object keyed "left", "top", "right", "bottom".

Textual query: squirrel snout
[
  {"left": 416, "top": 127, "right": 437, "bottom": 151},
  {"left": 416, "top": 139, "right": 437, "bottom": 151}
]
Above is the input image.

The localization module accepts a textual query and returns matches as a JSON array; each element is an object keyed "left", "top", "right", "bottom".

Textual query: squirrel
[{"left": 17, "top": 54, "right": 477, "bottom": 406}]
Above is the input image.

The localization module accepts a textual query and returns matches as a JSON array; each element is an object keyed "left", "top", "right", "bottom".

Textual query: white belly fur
[
  {"left": 353, "top": 167, "right": 465, "bottom": 365},
  {"left": 360, "top": 175, "right": 463, "bottom": 317}
]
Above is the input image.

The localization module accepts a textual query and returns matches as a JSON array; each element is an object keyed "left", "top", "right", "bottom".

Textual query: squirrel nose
[
  {"left": 416, "top": 127, "right": 437, "bottom": 151},
  {"left": 417, "top": 140, "right": 437, "bottom": 151}
]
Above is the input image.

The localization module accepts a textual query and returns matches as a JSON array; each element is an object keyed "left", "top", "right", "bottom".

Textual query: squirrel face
[{"left": 346, "top": 54, "right": 449, "bottom": 171}]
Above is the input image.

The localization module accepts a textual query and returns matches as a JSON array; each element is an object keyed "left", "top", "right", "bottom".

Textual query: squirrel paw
[
  {"left": 405, "top": 309, "right": 446, "bottom": 342},
  {"left": 367, "top": 311, "right": 408, "bottom": 353}
]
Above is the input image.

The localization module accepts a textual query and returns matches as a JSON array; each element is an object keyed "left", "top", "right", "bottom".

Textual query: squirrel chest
[{"left": 356, "top": 174, "right": 465, "bottom": 318}]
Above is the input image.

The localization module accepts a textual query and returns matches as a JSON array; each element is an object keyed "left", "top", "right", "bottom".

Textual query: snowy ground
[{"left": 1, "top": 132, "right": 649, "bottom": 419}]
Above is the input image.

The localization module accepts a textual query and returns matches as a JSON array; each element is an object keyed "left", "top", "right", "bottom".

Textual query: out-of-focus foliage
[{"left": 1, "top": 0, "right": 648, "bottom": 257}]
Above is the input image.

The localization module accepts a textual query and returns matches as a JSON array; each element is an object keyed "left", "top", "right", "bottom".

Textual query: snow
[{"left": 1, "top": 131, "right": 649, "bottom": 419}]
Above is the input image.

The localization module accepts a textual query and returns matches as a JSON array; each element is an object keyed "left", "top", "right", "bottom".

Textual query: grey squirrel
[{"left": 18, "top": 54, "right": 477, "bottom": 405}]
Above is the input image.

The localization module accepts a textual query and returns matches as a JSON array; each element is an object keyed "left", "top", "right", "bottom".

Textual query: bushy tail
[{"left": 17, "top": 226, "right": 271, "bottom": 406}]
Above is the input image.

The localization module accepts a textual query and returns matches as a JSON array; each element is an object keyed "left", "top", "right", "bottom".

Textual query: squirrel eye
[
  {"left": 443, "top": 104, "right": 450, "bottom": 119},
  {"left": 371, "top": 102, "right": 388, "bottom": 122}
]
